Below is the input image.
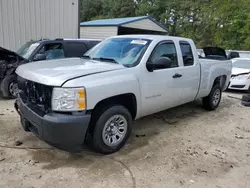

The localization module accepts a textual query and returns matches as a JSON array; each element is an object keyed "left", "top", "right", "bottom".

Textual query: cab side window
[
  {"left": 64, "top": 42, "right": 88, "bottom": 57},
  {"left": 151, "top": 42, "right": 178, "bottom": 68},
  {"left": 180, "top": 41, "right": 194, "bottom": 66},
  {"left": 37, "top": 43, "right": 65, "bottom": 60}
]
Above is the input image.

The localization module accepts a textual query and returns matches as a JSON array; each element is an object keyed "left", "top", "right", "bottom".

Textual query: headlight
[
  {"left": 52, "top": 87, "right": 86, "bottom": 111},
  {"left": 233, "top": 74, "right": 250, "bottom": 80}
]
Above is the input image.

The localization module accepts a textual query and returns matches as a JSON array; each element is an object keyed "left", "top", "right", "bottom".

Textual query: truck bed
[{"left": 196, "top": 58, "right": 232, "bottom": 98}]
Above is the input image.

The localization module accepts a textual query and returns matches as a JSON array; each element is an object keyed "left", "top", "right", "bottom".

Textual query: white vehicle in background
[{"left": 228, "top": 58, "right": 250, "bottom": 92}]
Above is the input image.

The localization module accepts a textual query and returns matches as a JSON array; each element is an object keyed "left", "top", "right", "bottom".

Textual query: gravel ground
[{"left": 0, "top": 91, "right": 249, "bottom": 188}]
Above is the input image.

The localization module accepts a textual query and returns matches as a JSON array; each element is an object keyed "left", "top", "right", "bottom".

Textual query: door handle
[{"left": 173, "top": 73, "right": 182, "bottom": 78}]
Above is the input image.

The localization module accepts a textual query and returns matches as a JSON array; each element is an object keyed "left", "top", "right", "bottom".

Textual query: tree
[
  {"left": 104, "top": 0, "right": 136, "bottom": 18},
  {"left": 80, "top": 0, "right": 104, "bottom": 21},
  {"left": 80, "top": 0, "right": 136, "bottom": 21},
  {"left": 210, "top": 0, "right": 250, "bottom": 50},
  {"left": 80, "top": 0, "right": 250, "bottom": 50}
]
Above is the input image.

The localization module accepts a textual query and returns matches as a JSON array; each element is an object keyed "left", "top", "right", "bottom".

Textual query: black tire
[
  {"left": 91, "top": 105, "right": 132, "bottom": 154},
  {"left": 242, "top": 94, "right": 250, "bottom": 102},
  {"left": 202, "top": 84, "right": 222, "bottom": 111},
  {"left": 0, "top": 74, "right": 18, "bottom": 99}
]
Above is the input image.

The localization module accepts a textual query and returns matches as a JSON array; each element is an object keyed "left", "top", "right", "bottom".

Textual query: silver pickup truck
[{"left": 15, "top": 35, "right": 232, "bottom": 154}]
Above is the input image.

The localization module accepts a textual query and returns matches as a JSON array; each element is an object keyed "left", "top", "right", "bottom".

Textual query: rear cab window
[{"left": 179, "top": 41, "right": 194, "bottom": 66}]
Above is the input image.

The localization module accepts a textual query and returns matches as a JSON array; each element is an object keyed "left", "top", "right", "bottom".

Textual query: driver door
[{"left": 139, "top": 41, "right": 183, "bottom": 117}]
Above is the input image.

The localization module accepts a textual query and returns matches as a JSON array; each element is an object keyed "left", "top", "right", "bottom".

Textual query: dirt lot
[{"left": 0, "top": 92, "right": 249, "bottom": 188}]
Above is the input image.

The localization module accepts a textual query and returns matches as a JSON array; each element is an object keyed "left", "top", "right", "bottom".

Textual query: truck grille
[{"left": 17, "top": 76, "right": 53, "bottom": 113}]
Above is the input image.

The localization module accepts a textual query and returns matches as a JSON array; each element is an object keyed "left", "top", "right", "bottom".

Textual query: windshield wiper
[
  {"left": 82, "top": 55, "right": 91, "bottom": 59},
  {"left": 93, "top": 57, "right": 119, "bottom": 64}
]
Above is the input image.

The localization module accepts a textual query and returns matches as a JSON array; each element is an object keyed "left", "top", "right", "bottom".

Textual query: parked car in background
[
  {"left": 228, "top": 58, "right": 250, "bottom": 92},
  {"left": 227, "top": 51, "right": 240, "bottom": 59},
  {"left": 0, "top": 39, "right": 101, "bottom": 98},
  {"left": 15, "top": 35, "right": 232, "bottom": 154}
]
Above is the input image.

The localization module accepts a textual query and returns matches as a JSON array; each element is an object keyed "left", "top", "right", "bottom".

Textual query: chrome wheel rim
[
  {"left": 9, "top": 82, "right": 18, "bottom": 97},
  {"left": 212, "top": 89, "right": 221, "bottom": 106},
  {"left": 102, "top": 115, "right": 128, "bottom": 147}
]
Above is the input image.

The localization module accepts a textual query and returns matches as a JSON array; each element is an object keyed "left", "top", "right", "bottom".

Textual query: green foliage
[
  {"left": 209, "top": 0, "right": 250, "bottom": 50},
  {"left": 80, "top": 0, "right": 104, "bottom": 21},
  {"left": 80, "top": 0, "right": 250, "bottom": 50},
  {"left": 105, "top": 0, "right": 136, "bottom": 18},
  {"left": 80, "top": 0, "right": 135, "bottom": 21}
]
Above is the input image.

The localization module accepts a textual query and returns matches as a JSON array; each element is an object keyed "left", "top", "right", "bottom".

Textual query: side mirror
[
  {"left": 33, "top": 54, "right": 46, "bottom": 61},
  {"left": 184, "top": 56, "right": 194, "bottom": 65},
  {"left": 146, "top": 57, "right": 173, "bottom": 72}
]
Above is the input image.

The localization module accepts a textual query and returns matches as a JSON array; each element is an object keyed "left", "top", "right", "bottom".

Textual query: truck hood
[
  {"left": 0, "top": 46, "right": 26, "bottom": 61},
  {"left": 16, "top": 58, "right": 125, "bottom": 86},
  {"left": 232, "top": 67, "right": 250, "bottom": 76}
]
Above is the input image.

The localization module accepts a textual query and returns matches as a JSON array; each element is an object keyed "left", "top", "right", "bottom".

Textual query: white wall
[
  {"left": 80, "top": 26, "right": 118, "bottom": 39},
  {"left": 122, "top": 18, "right": 166, "bottom": 32},
  {"left": 0, "top": 0, "right": 79, "bottom": 51}
]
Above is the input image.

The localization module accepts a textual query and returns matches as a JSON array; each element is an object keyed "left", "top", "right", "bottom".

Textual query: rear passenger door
[
  {"left": 176, "top": 41, "right": 200, "bottom": 103},
  {"left": 64, "top": 42, "right": 88, "bottom": 58}
]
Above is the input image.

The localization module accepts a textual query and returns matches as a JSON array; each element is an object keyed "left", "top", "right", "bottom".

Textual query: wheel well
[
  {"left": 87, "top": 93, "right": 137, "bottom": 135},
  {"left": 213, "top": 75, "right": 227, "bottom": 89},
  {"left": 93, "top": 93, "right": 137, "bottom": 119}
]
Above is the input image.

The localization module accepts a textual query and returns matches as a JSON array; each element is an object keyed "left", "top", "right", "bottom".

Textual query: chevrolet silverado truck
[
  {"left": 0, "top": 39, "right": 100, "bottom": 99},
  {"left": 15, "top": 35, "right": 232, "bottom": 154}
]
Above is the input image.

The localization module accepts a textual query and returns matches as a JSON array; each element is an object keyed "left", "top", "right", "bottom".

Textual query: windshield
[
  {"left": 85, "top": 38, "right": 151, "bottom": 67},
  {"left": 16, "top": 41, "right": 40, "bottom": 59},
  {"left": 233, "top": 60, "right": 250, "bottom": 69}
]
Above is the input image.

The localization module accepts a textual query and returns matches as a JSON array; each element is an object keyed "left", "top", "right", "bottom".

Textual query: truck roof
[
  {"left": 28, "top": 38, "right": 102, "bottom": 44},
  {"left": 110, "top": 35, "right": 193, "bottom": 42}
]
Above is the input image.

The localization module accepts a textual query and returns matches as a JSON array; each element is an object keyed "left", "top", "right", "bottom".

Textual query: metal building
[
  {"left": 80, "top": 16, "right": 168, "bottom": 39},
  {"left": 0, "top": 0, "right": 79, "bottom": 51}
]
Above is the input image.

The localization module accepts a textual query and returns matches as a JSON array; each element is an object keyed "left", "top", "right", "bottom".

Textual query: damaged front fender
[{"left": 0, "top": 46, "right": 27, "bottom": 79}]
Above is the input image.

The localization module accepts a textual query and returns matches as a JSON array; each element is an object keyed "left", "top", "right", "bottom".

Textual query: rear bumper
[{"left": 15, "top": 98, "right": 91, "bottom": 152}]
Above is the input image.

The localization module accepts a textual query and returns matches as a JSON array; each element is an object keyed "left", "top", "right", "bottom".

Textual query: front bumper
[
  {"left": 15, "top": 98, "right": 91, "bottom": 152},
  {"left": 228, "top": 79, "right": 250, "bottom": 91}
]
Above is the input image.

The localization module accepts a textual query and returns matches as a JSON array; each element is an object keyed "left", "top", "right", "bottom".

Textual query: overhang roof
[{"left": 80, "top": 16, "right": 168, "bottom": 32}]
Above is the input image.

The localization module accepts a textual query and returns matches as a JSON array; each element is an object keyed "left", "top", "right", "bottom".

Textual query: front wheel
[
  {"left": 0, "top": 74, "right": 18, "bottom": 99},
  {"left": 202, "top": 84, "right": 222, "bottom": 111},
  {"left": 91, "top": 105, "right": 132, "bottom": 154}
]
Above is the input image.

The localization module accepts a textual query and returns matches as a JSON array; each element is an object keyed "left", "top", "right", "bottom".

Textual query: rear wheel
[
  {"left": 0, "top": 74, "right": 18, "bottom": 99},
  {"left": 202, "top": 84, "right": 222, "bottom": 111},
  {"left": 91, "top": 105, "right": 132, "bottom": 154}
]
